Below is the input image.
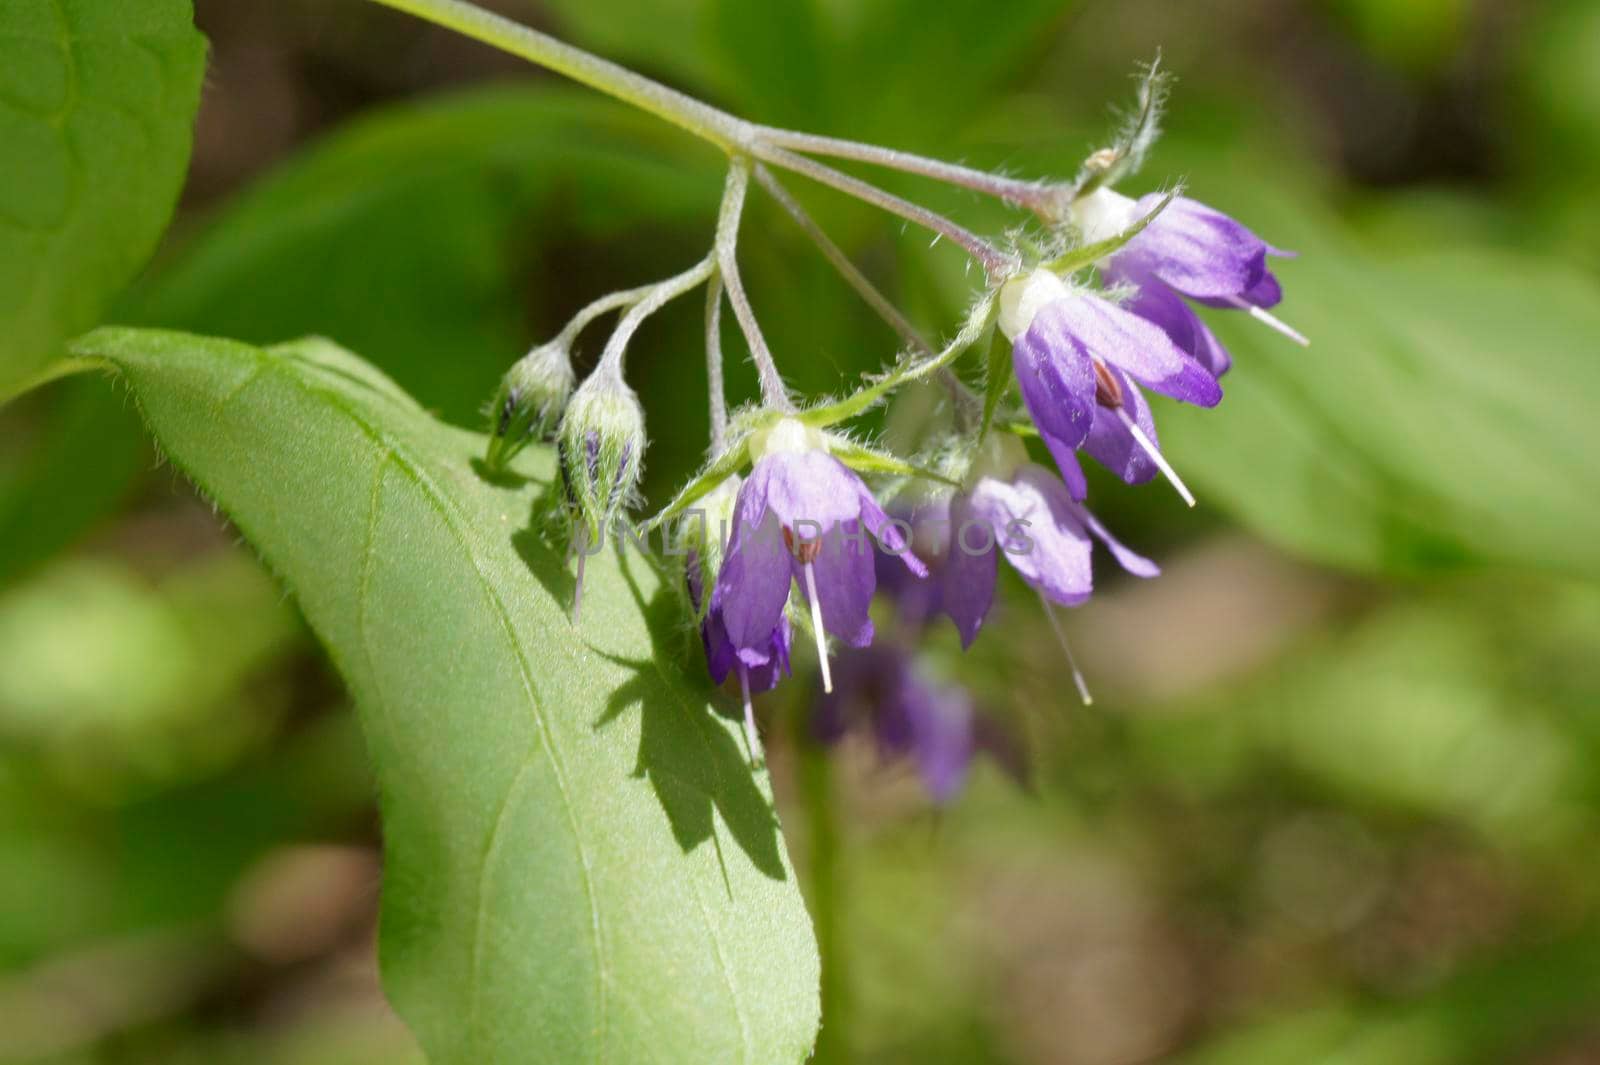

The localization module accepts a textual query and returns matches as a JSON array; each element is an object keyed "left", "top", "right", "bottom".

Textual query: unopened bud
[
  {"left": 557, "top": 366, "right": 646, "bottom": 544},
  {"left": 484, "top": 341, "right": 575, "bottom": 471}
]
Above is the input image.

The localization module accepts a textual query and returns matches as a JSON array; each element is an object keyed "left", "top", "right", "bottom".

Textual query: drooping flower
[
  {"left": 815, "top": 644, "right": 1019, "bottom": 804},
  {"left": 999, "top": 267, "right": 1217, "bottom": 506},
  {"left": 686, "top": 531, "right": 791, "bottom": 756},
  {"left": 937, "top": 433, "right": 1156, "bottom": 659},
  {"left": 1076, "top": 188, "right": 1307, "bottom": 359},
  {"left": 712, "top": 417, "right": 927, "bottom": 695}
]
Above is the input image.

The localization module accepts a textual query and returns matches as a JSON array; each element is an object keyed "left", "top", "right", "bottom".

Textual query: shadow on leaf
[{"left": 593, "top": 551, "right": 788, "bottom": 884}]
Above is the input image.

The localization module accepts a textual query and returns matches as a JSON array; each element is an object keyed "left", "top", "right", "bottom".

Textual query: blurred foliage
[{"left": 2, "top": 0, "right": 1599, "bottom": 1061}]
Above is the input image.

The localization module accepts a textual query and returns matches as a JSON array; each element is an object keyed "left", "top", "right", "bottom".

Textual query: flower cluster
[{"left": 479, "top": 63, "right": 1303, "bottom": 786}]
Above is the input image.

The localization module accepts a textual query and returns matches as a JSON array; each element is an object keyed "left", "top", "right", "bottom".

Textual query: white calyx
[
  {"left": 998, "top": 268, "right": 1072, "bottom": 341},
  {"left": 749, "top": 416, "right": 827, "bottom": 461},
  {"left": 1071, "top": 187, "right": 1139, "bottom": 246}
]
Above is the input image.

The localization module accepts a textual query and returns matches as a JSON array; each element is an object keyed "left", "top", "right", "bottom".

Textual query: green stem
[
  {"left": 704, "top": 272, "right": 729, "bottom": 450},
  {"left": 360, "top": 0, "right": 1016, "bottom": 278},
  {"left": 554, "top": 283, "right": 663, "bottom": 351},
  {"left": 753, "top": 165, "right": 932, "bottom": 355},
  {"left": 362, "top": 0, "right": 749, "bottom": 151},
  {"left": 714, "top": 161, "right": 792, "bottom": 410},
  {"left": 595, "top": 256, "right": 716, "bottom": 373},
  {"left": 753, "top": 145, "right": 1014, "bottom": 278},
  {"left": 755, "top": 125, "right": 1053, "bottom": 213}
]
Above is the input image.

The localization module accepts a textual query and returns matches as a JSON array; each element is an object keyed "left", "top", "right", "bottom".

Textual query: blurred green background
[{"left": 3, "top": 0, "right": 1600, "bottom": 1061}]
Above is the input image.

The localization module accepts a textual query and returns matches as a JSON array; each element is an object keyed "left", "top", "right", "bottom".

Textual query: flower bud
[
  {"left": 484, "top": 341, "right": 575, "bottom": 471},
  {"left": 557, "top": 366, "right": 646, "bottom": 544}
]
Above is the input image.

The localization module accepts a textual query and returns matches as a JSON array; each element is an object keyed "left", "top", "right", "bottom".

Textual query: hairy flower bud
[
  {"left": 484, "top": 341, "right": 576, "bottom": 472},
  {"left": 557, "top": 366, "right": 645, "bottom": 545}
]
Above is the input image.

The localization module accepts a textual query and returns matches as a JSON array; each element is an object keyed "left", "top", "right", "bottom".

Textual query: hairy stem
[
  {"left": 754, "top": 165, "right": 932, "bottom": 355},
  {"left": 704, "top": 272, "right": 729, "bottom": 450},
  {"left": 596, "top": 256, "right": 716, "bottom": 372},
  {"left": 555, "top": 282, "right": 661, "bottom": 350},
  {"left": 715, "top": 162, "right": 792, "bottom": 410},
  {"left": 755, "top": 126, "right": 1052, "bottom": 212},
  {"left": 755, "top": 145, "right": 1015, "bottom": 279},
  {"left": 363, "top": 0, "right": 1021, "bottom": 278}
]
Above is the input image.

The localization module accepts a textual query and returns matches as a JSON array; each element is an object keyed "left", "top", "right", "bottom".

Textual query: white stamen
[
  {"left": 803, "top": 560, "right": 833, "bottom": 693},
  {"left": 1040, "top": 595, "right": 1093, "bottom": 706},
  {"left": 739, "top": 665, "right": 760, "bottom": 765},
  {"left": 1116, "top": 407, "right": 1197, "bottom": 508},
  {"left": 572, "top": 542, "right": 588, "bottom": 623},
  {"left": 1227, "top": 297, "right": 1309, "bottom": 347}
]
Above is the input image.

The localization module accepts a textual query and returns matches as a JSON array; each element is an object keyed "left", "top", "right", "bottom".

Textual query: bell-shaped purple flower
[
  {"left": 1000, "top": 268, "right": 1213, "bottom": 506},
  {"left": 713, "top": 418, "right": 926, "bottom": 696},
  {"left": 687, "top": 548, "right": 791, "bottom": 695},
  {"left": 1077, "top": 188, "right": 1307, "bottom": 356},
  {"left": 691, "top": 552, "right": 790, "bottom": 760},
  {"left": 936, "top": 433, "right": 1157, "bottom": 652}
]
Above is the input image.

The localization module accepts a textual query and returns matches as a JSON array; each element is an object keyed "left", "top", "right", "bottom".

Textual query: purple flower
[
  {"left": 713, "top": 418, "right": 927, "bottom": 696},
  {"left": 689, "top": 548, "right": 790, "bottom": 760},
  {"left": 687, "top": 547, "right": 791, "bottom": 695},
  {"left": 1077, "top": 188, "right": 1308, "bottom": 357},
  {"left": 1000, "top": 268, "right": 1213, "bottom": 506},
  {"left": 936, "top": 433, "right": 1157, "bottom": 651},
  {"left": 816, "top": 645, "right": 1017, "bottom": 804}
]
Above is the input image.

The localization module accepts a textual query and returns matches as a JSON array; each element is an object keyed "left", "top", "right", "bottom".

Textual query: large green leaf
[
  {"left": 1159, "top": 189, "right": 1600, "bottom": 580},
  {"left": 69, "top": 327, "right": 820, "bottom": 1064},
  {"left": 0, "top": 0, "right": 205, "bottom": 397}
]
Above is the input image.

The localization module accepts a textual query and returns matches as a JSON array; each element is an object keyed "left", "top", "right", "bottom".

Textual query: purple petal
[
  {"left": 700, "top": 608, "right": 739, "bottom": 684},
  {"left": 1197, "top": 269, "right": 1284, "bottom": 312},
  {"left": 714, "top": 478, "right": 795, "bottom": 652},
  {"left": 1115, "top": 194, "right": 1269, "bottom": 300},
  {"left": 1108, "top": 264, "right": 1234, "bottom": 378},
  {"left": 758, "top": 450, "right": 864, "bottom": 534},
  {"left": 909, "top": 687, "right": 977, "bottom": 804},
  {"left": 740, "top": 616, "right": 793, "bottom": 691},
  {"left": 1069, "top": 501, "right": 1160, "bottom": 578},
  {"left": 941, "top": 492, "right": 998, "bottom": 648},
  {"left": 1012, "top": 301, "right": 1097, "bottom": 450},
  {"left": 1041, "top": 429, "right": 1090, "bottom": 501},
  {"left": 1082, "top": 367, "right": 1159, "bottom": 485},
  {"left": 858, "top": 482, "right": 929, "bottom": 577},
  {"left": 968, "top": 466, "right": 1093, "bottom": 607},
  {"left": 796, "top": 521, "right": 877, "bottom": 647},
  {"left": 1053, "top": 293, "right": 1221, "bottom": 408}
]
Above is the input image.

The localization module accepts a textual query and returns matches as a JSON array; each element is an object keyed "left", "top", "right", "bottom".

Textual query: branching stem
[
  {"left": 361, "top": 0, "right": 1018, "bottom": 280},
  {"left": 715, "top": 162, "right": 792, "bottom": 410},
  {"left": 596, "top": 257, "right": 716, "bottom": 373},
  {"left": 754, "top": 126, "right": 1053, "bottom": 213}
]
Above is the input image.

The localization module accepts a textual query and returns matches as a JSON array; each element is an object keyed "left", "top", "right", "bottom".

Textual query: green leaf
[
  {"left": 642, "top": 433, "right": 752, "bottom": 534},
  {"left": 824, "top": 434, "right": 959, "bottom": 487},
  {"left": 979, "top": 326, "right": 1011, "bottom": 437},
  {"left": 1041, "top": 189, "right": 1177, "bottom": 272},
  {"left": 0, "top": 0, "right": 205, "bottom": 398},
  {"left": 800, "top": 293, "right": 997, "bottom": 428},
  {"left": 69, "top": 327, "right": 820, "bottom": 1063},
  {"left": 1164, "top": 238, "right": 1600, "bottom": 579}
]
